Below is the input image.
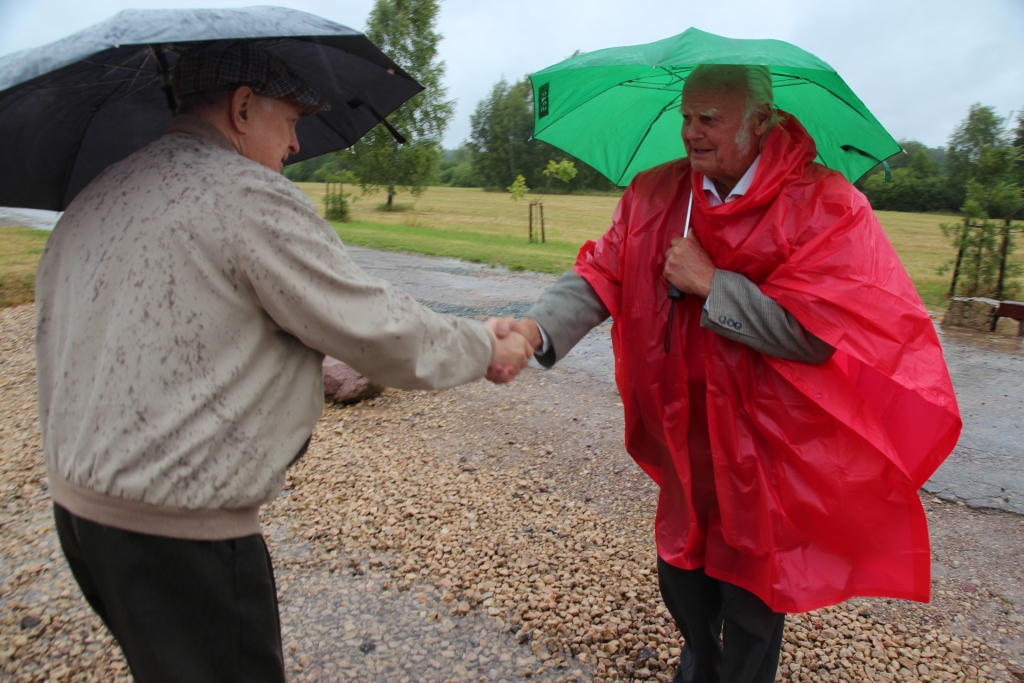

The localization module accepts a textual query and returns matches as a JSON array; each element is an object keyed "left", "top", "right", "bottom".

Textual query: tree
[
  {"left": 909, "top": 147, "right": 939, "bottom": 177},
  {"left": 437, "top": 145, "right": 479, "bottom": 187},
  {"left": 940, "top": 181, "right": 1023, "bottom": 300},
  {"left": 859, "top": 142, "right": 956, "bottom": 213},
  {"left": 507, "top": 174, "right": 528, "bottom": 201},
  {"left": 860, "top": 167, "right": 954, "bottom": 213},
  {"left": 542, "top": 159, "right": 578, "bottom": 192},
  {"left": 469, "top": 79, "right": 535, "bottom": 190},
  {"left": 469, "top": 77, "right": 616, "bottom": 193},
  {"left": 1014, "top": 110, "right": 1024, "bottom": 186},
  {"left": 937, "top": 111, "right": 1024, "bottom": 300},
  {"left": 884, "top": 140, "right": 944, "bottom": 173},
  {"left": 283, "top": 153, "right": 353, "bottom": 183},
  {"left": 349, "top": 0, "right": 454, "bottom": 208},
  {"left": 945, "top": 104, "right": 1008, "bottom": 210},
  {"left": 854, "top": 139, "right": 946, "bottom": 198}
]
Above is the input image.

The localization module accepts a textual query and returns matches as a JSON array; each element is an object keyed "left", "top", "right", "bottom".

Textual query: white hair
[{"left": 685, "top": 64, "right": 786, "bottom": 153}]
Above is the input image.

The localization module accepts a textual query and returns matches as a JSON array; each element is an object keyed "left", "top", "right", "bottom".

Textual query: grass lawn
[
  {"left": 300, "top": 184, "right": 972, "bottom": 310},
  {"left": 0, "top": 227, "right": 49, "bottom": 308},
  {"left": 296, "top": 183, "right": 622, "bottom": 274},
  {"left": 873, "top": 211, "right": 964, "bottom": 309},
  {"left": 2, "top": 187, "right": 1010, "bottom": 312}
]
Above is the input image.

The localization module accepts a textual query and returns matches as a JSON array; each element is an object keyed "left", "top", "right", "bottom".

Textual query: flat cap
[{"left": 173, "top": 41, "right": 328, "bottom": 115}]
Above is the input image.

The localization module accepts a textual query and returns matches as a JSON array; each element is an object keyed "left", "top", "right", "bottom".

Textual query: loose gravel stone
[{"left": 2, "top": 301, "right": 1022, "bottom": 682}]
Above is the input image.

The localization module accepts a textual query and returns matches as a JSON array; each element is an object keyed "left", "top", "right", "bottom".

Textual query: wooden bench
[{"left": 994, "top": 301, "right": 1024, "bottom": 335}]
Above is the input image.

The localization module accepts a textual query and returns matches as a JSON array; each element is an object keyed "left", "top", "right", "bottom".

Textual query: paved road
[{"left": 348, "top": 245, "right": 1024, "bottom": 515}]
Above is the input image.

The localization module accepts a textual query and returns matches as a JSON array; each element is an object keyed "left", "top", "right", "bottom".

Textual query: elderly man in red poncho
[{"left": 513, "top": 65, "right": 961, "bottom": 682}]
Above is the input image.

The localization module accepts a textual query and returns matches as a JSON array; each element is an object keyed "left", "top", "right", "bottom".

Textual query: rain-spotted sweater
[{"left": 35, "top": 116, "right": 493, "bottom": 540}]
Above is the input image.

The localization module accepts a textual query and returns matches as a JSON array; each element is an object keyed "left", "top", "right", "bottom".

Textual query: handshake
[{"left": 484, "top": 317, "right": 543, "bottom": 384}]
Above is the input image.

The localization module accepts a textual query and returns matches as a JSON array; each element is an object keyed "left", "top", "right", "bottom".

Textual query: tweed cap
[{"left": 173, "top": 41, "right": 328, "bottom": 115}]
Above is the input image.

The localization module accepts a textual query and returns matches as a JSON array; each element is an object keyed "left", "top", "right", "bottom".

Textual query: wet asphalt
[{"left": 347, "top": 245, "right": 1024, "bottom": 516}]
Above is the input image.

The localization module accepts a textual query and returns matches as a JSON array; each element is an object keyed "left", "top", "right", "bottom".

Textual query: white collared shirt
[{"left": 703, "top": 154, "right": 760, "bottom": 206}]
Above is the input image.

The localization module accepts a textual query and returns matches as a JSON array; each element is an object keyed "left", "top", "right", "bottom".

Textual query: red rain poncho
[{"left": 573, "top": 115, "right": 961, "bottom": 613}]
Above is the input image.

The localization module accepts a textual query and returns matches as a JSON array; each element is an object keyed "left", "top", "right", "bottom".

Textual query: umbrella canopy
[
  {"left": 529, "top": 28, "right": 899, "bottom": 187},
  {"left": 0, "top": 6, "right": 422, "bottom": 211}
]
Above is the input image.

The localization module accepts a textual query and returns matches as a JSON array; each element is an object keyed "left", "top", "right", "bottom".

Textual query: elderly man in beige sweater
[{"left": 34, "top": 41, "right": 532, "bottom": 682}]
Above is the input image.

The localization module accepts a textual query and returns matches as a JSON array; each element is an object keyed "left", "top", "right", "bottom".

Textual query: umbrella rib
[
  {"left": 617, "top": 69, "right": 689, "bottom": 91},
  {"left": 56, "top": 86, "right": 124, "bottom": 210},
  {"left": 17, "top": 76, "right": 163, "bottom": 110},
  {"left": 82, "top": 60, "right": 159, "bottom": 77},
  {"left": 97, "top": 76, "right": 168, "bottom": 109},
  {"left": 16, "top": 56, "right": 162, "bottom": 94},
  {"left": 614, "top": 106, "right": 674, "bottom": 187},
  {"left": 770, "top": 74, "right": 889, "bottom": 135},
  {"left": 123, "top": 77, "right": 161, "bottom": 98},
  {"left": 22, "top": 77, "right": 161, "bottom": 92},
  {"left": 127, "top": 50, "right": 157, "bottom": 98}
]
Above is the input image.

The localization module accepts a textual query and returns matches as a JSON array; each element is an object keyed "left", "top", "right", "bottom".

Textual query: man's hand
[
  {"left": 516, "top": 317, "right": 543, "bottom": 351},
  {"left": 663, "top": 233, "right": 715, "bottom": 298},
  {"left": 485, "top": 316, "right": 522, "bottom": 341},
  {"left": 485, "top": 317, "right": 533, "bottom": 383}
]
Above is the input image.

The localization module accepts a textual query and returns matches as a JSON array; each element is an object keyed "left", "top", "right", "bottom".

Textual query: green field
[
  {"left": 301, "top": 184, "right": 968, "bottom": 309},
  {"left": 297, "top": 183, "right": 622, "bottom": 275},
  {"left": 0, "top": 226, "right": 48, "bottom": 308},
  {"left": 872, "top": 210, "right": 963, "bottom": 309},
  {"left": 0, "top": 186, "right": 999, "bottom": 311}
]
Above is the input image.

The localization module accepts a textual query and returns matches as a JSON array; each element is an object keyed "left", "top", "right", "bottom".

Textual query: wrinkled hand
[
  {"left": 485, "top": 316, "right": 522, "bottom": 341},
  {"left": 516, "top": 317, "right": 543, "bottom": 351},
  {"left": 485, "top": 317, "right": 533, "bottom": 383},
  {"left": 663, "top": 233, "right": 715, "bottom": 298}
]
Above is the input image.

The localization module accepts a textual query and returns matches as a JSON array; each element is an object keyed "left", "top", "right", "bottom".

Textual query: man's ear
[
  {"left": 753, "top": 106, "right": 773, "bottom": 137},
  {"left": 229, "top": 86, "right": 256, "bottom": 134}
]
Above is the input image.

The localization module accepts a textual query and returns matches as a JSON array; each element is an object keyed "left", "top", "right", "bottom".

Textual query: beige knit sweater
[{"left": 35, "top": 117, "right": 493, "bottom": 540}]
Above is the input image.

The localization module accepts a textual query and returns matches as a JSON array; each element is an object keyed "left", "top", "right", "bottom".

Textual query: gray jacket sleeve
[
  {"left": 701, "top": 269, "right": 835, "bottom": 364},
  {"left": 524, "top": 271, "right": 610, "bottom": 368}
]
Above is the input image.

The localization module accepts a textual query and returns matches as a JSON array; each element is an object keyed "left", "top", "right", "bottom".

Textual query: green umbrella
[{"left": 529, "top": 28, "right": 898, "bottom": 187}]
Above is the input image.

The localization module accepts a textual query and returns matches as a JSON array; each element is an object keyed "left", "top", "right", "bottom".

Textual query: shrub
[
  {"left": 323, "top": 181, "right": 350, "bottom": 222},
  {"left": 939, "top": 186, "right": 1023, "bottom": 300}
]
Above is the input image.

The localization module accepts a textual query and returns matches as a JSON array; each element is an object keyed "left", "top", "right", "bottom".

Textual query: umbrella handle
[{"left": 667, "top": 190, "right": 694, "bottom": 300}]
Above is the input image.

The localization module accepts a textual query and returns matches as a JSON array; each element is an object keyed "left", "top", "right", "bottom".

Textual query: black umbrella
[{"left": 0, "top": 6, "right": 422, "bottom": 211}]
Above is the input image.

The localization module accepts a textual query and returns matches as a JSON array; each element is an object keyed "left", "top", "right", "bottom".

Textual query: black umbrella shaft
[
  {"left": 151, "top": 45, "right": 177, "bottom": 113},
  {"left": 349, "top": 98, "right": 406, "bottom": 144}
]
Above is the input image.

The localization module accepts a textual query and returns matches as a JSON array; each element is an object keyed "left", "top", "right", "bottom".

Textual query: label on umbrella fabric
[{"left": 538, "top": 83, "right": 549, "bottom": 118}]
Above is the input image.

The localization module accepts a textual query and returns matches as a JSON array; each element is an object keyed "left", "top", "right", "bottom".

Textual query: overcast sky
[{"left": 1, "top": 0, "right": 1022, "bottom": 150}]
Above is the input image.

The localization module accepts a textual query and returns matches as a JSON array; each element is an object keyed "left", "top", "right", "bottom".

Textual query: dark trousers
[
  {"left": 54, "top": 504, "right": 285, "bottom": 683},
  {"left": 658, "top": 557, "right": 785, "bottom": 683}
]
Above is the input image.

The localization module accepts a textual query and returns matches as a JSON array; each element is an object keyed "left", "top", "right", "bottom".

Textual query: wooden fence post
[
  {"left": 995, "top": 220, "right": 1012, "bottom": 302},
  {"left": 949, "top": 218, "right": 970, "bottom": 298},
  {"left": 528, "top": 202, "right": 534, "bottom": 243},
  {"left": 972, "top": 223, "right": 983, "bottom": 296},
  {"left": 540, "top": 203, "right": 546, "bottom": 243}
]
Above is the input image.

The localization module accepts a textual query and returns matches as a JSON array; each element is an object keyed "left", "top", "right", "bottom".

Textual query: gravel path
[
  {"left": 2, "top": 248, "right": 1023, "bottom": 682},
  {"left": 346, "top": 247, "right": 1024, "bottom": 515}
]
